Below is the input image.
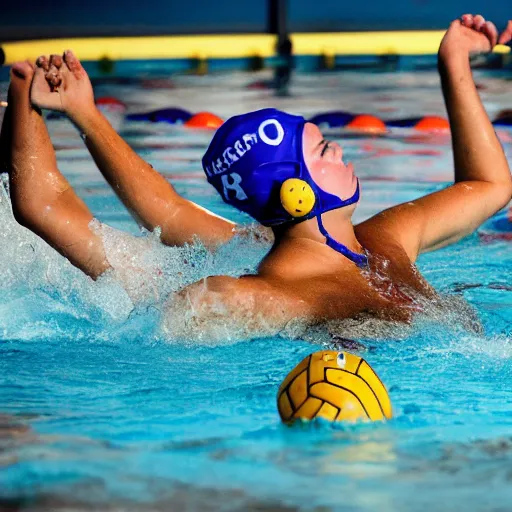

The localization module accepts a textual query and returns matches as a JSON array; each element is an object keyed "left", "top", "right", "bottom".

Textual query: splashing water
[{"left": 0, "top": 158, "right": 505, "bottom": 347}]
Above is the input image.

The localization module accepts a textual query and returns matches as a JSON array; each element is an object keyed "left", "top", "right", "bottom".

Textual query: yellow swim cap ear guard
[{"left": 280, "top": 178, "right": 316, "bottom": 218}]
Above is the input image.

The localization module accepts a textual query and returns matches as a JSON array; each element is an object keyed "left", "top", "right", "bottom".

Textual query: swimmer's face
[{"left": 302, "top": 123, "right": 358, "bottom": 206}]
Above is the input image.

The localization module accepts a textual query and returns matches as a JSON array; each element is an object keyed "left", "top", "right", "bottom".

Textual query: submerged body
[{"left": 1, "top": 14, "right": 512, "bottom": 340}]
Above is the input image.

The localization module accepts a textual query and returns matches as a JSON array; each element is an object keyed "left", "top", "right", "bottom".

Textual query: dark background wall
[
  {"left": 289, "top": 1, "right": 510, "bottom": 32},
  {"left": 0, "top": 0, "right": 509, "bottom": 41}
]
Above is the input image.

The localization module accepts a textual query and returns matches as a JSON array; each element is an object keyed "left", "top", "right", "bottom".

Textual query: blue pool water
[{"left": 1, "top": 68, "right": 512, "bottom": 511}]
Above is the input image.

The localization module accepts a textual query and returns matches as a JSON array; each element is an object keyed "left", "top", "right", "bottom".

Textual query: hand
[
  {"left": 31, "top": 50, "right": 96, "bottom": 120},
  {"left": 439, "top": 15, "right": 512, "bottom": 62}
]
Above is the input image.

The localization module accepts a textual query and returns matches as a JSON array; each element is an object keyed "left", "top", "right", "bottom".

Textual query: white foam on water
[
  {"left": 0, "top": 174, "right": 272, "bottom": 344},
  {"left": 0, "top": 175, "right": 138, "bottom": 340}
]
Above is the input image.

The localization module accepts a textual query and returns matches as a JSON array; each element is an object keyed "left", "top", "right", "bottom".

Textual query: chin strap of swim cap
[
  {"left": 280, "top": 177, "right": 368, "bottom": 267},
  {"left": 314, "top": 180, "right": 368, "bottom": 268},
  {"left": 316, "top": 215, "right": 368, "bottom": 268}
]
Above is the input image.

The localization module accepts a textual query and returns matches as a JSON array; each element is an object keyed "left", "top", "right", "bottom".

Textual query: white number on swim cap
[
  {"left": 258, "top": 119, "right": 285, "bottom": 146},
  {"left": 221, "top": 173, "right": 248, "bottom": 201}
]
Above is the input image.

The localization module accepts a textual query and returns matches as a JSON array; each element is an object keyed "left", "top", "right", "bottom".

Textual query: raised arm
[
  {"left": 366, "top": 15, "right": 512, "bottom": 261},
  {"left": 31, "top": 51, "right": 237, "bottom": 250}
]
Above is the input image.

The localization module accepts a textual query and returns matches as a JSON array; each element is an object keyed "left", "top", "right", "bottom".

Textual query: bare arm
[
  {"left": 31, "top": 51, "right": 236, "bottom": 250},
  {"left": 72, "top": 106, "right": 237, "bottom": 249},
  {"left": 366, "top": 15, "right": 512, "bottom": 261}
]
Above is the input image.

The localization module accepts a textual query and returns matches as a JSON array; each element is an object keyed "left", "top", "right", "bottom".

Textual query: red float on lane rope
[
  {"left": 414, "top": 116, "right": 450, "bottom": 132},
  {"left": 346, "top": 114, "right": 387, "bottom": 133},
  {"left": 185, "top": 112, "right": 224, "bottom": 129}
]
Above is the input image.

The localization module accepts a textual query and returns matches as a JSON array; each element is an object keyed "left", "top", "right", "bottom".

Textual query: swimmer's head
[{"left": 202, "top": 109, "right": 359, "bottom": 227}]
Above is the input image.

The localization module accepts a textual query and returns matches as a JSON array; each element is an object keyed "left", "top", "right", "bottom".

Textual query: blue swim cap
[{"left": 202, "top": 108, "right": 367, "bottom": 267}]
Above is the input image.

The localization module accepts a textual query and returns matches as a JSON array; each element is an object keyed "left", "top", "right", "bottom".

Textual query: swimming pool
[{"left": 1, "top": 67, "right": 512, "bottom": 511}]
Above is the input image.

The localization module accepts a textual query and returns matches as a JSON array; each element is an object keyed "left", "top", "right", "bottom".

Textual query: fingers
[
  {"left": 10, "top": 61, "right": 35, "bottom": 81},
  {"left": 498, "top": 20, "right": 512, "bottom": 45},
  {"left": 36, "top": 50, "right": 83, "bottom": 80},
  {"left": 47, "top": 54, "right": 61, "bottom": 88},
  {"left": 482, "top": 21, "right": 498, "bottom": 48},
  {"left": 460, "top": 14, "right": 487, "bottom": 33},
  {"left": 63, "top": 50, "right": 84, "bottom": 79},
  {"left": 46, "top": 62, "right": 62, "bottom": 89},
  {"left": 31, "top": 67, "right": 49, "bottom": 99},
  {"left": 37, "top": 54, "right": 63, "bottom": 69},
  {"left": 35, "top": 54, "right": 63, "bottom": 90},
  {"left": 459, "top": 14, "right": 501, "bottom": 49},
  {"left": 461, "top": 14, "right": 474, "bottom": 27},
  {"left": 36, "top": 55, "right": 50, "bottom": 72},
  {"left": 50, "top": 54, "right": 63, "bottom": 69},
  {"left": 48, "top": 72, "right": 62, "bottom": 88},
  {"left": 473, "top": 14, "right": 486, "bottom": 31},
  {"left": 30, "top": 67, "right": 64, "bottom": 112}
]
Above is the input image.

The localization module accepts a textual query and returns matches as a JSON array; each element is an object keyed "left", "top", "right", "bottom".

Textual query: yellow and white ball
[{"left": 277, "top": 350, "right": 392, "bottom": 423}]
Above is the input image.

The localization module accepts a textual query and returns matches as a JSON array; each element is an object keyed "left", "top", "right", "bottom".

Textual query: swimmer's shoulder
[
  {"left": 355, "top": 215, "right": 413, "bottom": 264},
  {"left": 168, "top": 274, "right": 319, "bottom": 332},
  {"left": 355, "top": 221, "right": 436, "bottom": 298}
]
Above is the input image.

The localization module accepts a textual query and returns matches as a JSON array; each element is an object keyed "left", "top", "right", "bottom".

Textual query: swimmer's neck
[{"left": 273, "top": 208, "right": 364, "bottom": 257}]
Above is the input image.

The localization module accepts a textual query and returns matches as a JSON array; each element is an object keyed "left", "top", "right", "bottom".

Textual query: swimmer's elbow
[
  {"left": 486, "top": 179, "right": 512, "bottom": 213},
  {"left": 501, "top": 179, "right": 512, "bottom": 205},
  {"left": 460, "top": 179, "right": 512, "bottom": 215}
]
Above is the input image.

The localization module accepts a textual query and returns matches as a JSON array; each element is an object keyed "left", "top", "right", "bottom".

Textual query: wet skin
[{"left": 3, "top": 15, "right": 512, "bottom": 338}]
